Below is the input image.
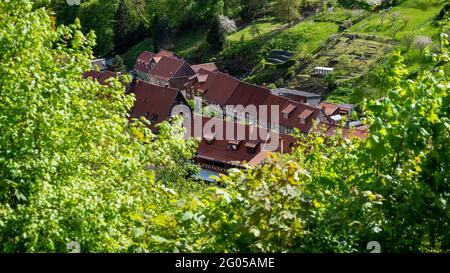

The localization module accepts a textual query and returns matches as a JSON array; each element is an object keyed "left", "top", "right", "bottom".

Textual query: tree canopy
[{"left": 1, "top": 0, "right": 449, "bottom": 253}]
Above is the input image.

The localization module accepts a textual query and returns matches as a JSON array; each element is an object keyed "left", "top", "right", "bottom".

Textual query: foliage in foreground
[
  {"left": 0, "top": 1, "right": 449, "bottom": 253},
  {"left": 149, "top": 22, "right": 450, "bottom": 253},
  {"left": 0, "top": 1, "right": 199, "bottom": 252}
]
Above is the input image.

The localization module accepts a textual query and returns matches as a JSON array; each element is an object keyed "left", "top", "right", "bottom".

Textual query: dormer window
[
  {"left": 245, "top": 141, "right": 260, "bottom": 155},
  {"left": 282, "top": 104, "right": 297, "bottom": 119},
  {"left": 149, "top": 114, "right": 158, "bottom": 122},
  {"left": 298, "top": 109, "right": 314, "bottom": 125},
  {"left": 227, "top": 140, "right": 242, "bottom": 151}
]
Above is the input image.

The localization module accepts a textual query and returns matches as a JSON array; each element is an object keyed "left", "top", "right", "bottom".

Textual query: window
[
  {"left": 283, "top": 113, "right": 289, "bottom": 119},
  {"left": 144, "top": 112, "right": 150, "bottom": 118},
  {"left": 228, "top": 144, "right": 238, "bottom": 151},
  {"left": 149, "top": 114, "right": 158, "bottom": 122},
  {"left": 245, "top": 141, "right": 260, "bottom": 155},
  {"left": 227, "top": 140, "right": 242, "bottom": 151}
]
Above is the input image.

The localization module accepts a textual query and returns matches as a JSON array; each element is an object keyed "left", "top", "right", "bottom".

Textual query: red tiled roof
[
  {"left": 339, "top": 104, "right": 354, "bottom": 115},
  {"left": 129, "top": 80, "right": 180, "bottom": 124},
  {"left": 83, "top": 70, "right": 119, "bottom": 86},
  {"left": 225, "top": 82, "right": 270, "bottom": 107},
  {"left": 203, "top": 72, "right": 240, "bottom": 105},
  {"left": 191, "top": 62, "right": 218, "bottom": 73},
  {"left": 298, "top": 109, "right": 314, "bottom": 120},
  {"left": 282, "top": 104, "right": 297, "bottom": 115},
  {"left": 315, "top": 121, "right": 368, "bottom": 139},
  {"left": 148, "top": 56, "right": 186, "bottom": 81},
  {"left": 155, "top": 49, "right": 176, "bottom": 58},
  {"left": 319, "top": 101, "right": 340, "bottom": 116},
  {"left": 185, "top": 69, "right": 217, "bottom": 93},
  {"left": 190, "top": 116, "right": 296, "bottom": 167},
  {"left": 137, "top": 51, "right": 155, "bottom": 63},
  {"left": 97, "top": 71, "right": 117, "bottom": 86},
  {"left": 261, "top": 94, "right": 321, "bottom": 133},
  {"left": 197, "top": 74, "right": 209, "bottom": 82},
  {"left": 134, "top": 51, "right": 155, "bottom": 74},
  {"left": 83, "top": 70, "right": 102, "bottom": 80}
]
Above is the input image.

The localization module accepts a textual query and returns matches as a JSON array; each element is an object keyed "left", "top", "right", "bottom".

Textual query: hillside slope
[{"left": 122, "top": 0, "right": 448, "bottom": 105}]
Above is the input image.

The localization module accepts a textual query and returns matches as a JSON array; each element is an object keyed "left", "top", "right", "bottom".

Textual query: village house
[
  {"left": 128, "top": 80, "right": 190, "bottom": 132},
  {"left": 191, "top": 62, "right": 218, "bottom": 73},
  {"left": 126, "top": 52, "right": 368, "bottom": 177},
  {"left": 134, "top": 51, "right": 155, "bottom": 79},
  {"left": 83, "top": 70, "right": 121, "bottom": 86},
  {"left": 91, "top": 58, "right": 111, "bottom": 71},
  {"left": 184, "top": 68, "right": 216, "bottom": 99},
  {"left": 134, "top": 49, "right": 182, "bottom": 80},
  {"left": 319, "top": 101, "right": 355, "bottom": 123},
  {"left": 185, "top": 69, "right": 324, "bottom": 135},
  {"left": 271, "top": 88, "right": 322, "bottom": 106},
  {"left": 188, "top": 116, "right": 296, "bottom": 176},
  {"left": 134, "top": 49, "right": 217, "bottom": 91},
  {"left": 147, "top": 56, "right": 195, "bottom": 90},
  {"left": 313, "top": 66, "right": 334, "bottom": 76}
]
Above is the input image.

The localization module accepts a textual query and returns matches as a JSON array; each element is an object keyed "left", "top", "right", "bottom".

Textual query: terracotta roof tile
[
  {"left": 319, "top": 101, "right": 340, "bottom": 116},
  {"left": 225, "top": 82, "right": 270, "bottom": 107},
  {"left": 83, "top": 70, "right": 102, "bottom": 80},
  {"left": 282, "top": 104, "right": 297, "bottom": 115},
  {"left": 134, "top": 51, "right": 155, "bottom": 74},
  {"left": 189, "top": 116, "right": 296, "bottom": 168},
  {"left": 137, "top": 51, "right": 155, "bottom": 63},
  {"left": 148, "top": 56, "right": 186, "bottom": 81},
  {"left": 315, "top": 121, "right": 368, "bottom": 139},
  {"left": 191, "top": 62, "right": 218, "bottom": 73},
  {"left": 84, "top": 70, "right": 118, "bottom": 86},
  {"left": 203, "top": 72, "right": 240, "bottom": 105},
  {"left": 97, "top": 71, "right": 117, "bottom": 86},
  {"left": 129, "top": 80, "right": 180, "bottom": 124},
  {"left": 298, "top": 109, "right": 314, "bottom": 119},
  {"left": 155, "top": 49, "right": 176, "bottom": 58}
]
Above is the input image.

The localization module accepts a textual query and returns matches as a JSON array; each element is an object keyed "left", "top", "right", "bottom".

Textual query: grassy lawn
[
  {"left": 260, "top": 21, "right": 339, "bottom": 58},
  {"left": 227, "top": 17, "right": 285, "bottom": 43},
  {"left": 349, "top": 0, "right": 445, "bottom": 39},
  {"left": 122, "top": 28, "right": 208, "bottom": 68},
  {"left": 122, "top": 38, "right": 153, "bottom": 68},
  {"left": 168, "top": 28, "right": 208, "bottom": 58},
  {"left": 244, "top": 20, "right": 339, "bottom": 85},
  {"left": 314, "top": 7, "right": 368, "bottom": 24},
  {"left": 348, "top": 0, "right": 446, "bottom": 73}
]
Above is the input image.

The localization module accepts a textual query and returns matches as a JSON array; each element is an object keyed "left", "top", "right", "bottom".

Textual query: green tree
[
  {"left": 250, "top": 23, "right": 262, "bottom": 40},
  {"left": 152, "top": 14, "right": 170, "bottom": 53},
  {"left": 0, "top": 0, "right": 199, "bottom": 252},
  {"left": 274, "top": 0, "right": 302, "bottom": 26},
  {"left": 114, "top": 0, "right": 146, "bottom": 54},
  {"left": 149, "top": 19, "right": 450, "bottom": 253},
  {"left": 112, "top": 54, "right": 127, "bottom": 72},
  {"left": 76, "top": 0, "right": 119, "bottom": 57},
  {"left": 239, "top": 0, "right": 268, "bottom": 23},
  {"left": 207, "top": 16, "right": 226, "bottom": 52}
]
